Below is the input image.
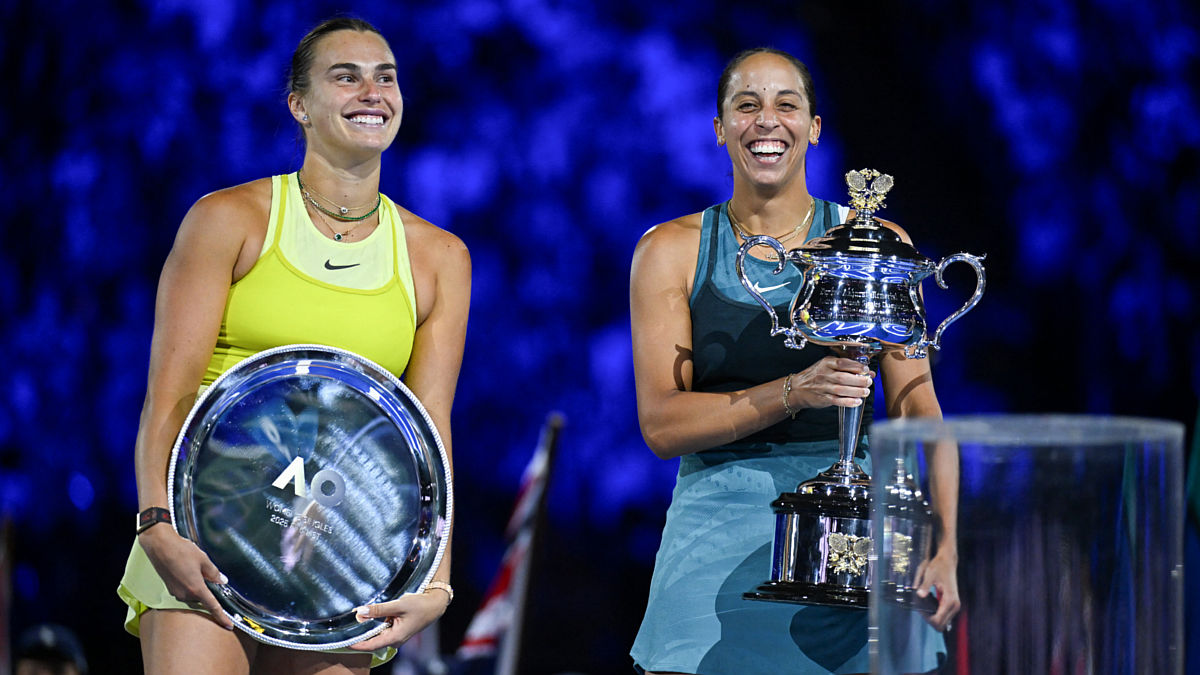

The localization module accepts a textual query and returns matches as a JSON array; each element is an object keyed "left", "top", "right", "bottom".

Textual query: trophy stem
[
  {"left": 837, "top": 402, "right": 866, "bottom": 474},
  {"left": 803, "top": 348, "right": 873, "bottom": 489},
  {"left": 838, "top": 349, "right": 872, "bottom": 471}
]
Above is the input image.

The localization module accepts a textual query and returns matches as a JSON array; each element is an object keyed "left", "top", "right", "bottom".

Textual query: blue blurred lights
[
  {"left": 68, "top": 472, "right": 95, "bottom": 511},
  {"left": 1034, "top": 24, "right": 1080, "bottom": 71},
  {"left": 1020, "top": 215, "right": 1071, "bottom": 279},
  {"left": 1132, "top": 84, "right": 1200, "bottom": 162},
  {"left": 10, "top": 370, "right": 37, "bottom": 419}
]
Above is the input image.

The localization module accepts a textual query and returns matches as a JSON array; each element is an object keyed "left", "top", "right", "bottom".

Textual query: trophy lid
[
  {"left": 798, "top": 169, "right": 933, "bottom": 267},
  {"left": 801, "top": 221, "right": 931, "bottom": 262}
]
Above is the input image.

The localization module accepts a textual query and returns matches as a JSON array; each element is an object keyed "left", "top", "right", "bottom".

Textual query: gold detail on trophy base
[{"left": 827, "top": 532, "right": 872, "bottom": 576}]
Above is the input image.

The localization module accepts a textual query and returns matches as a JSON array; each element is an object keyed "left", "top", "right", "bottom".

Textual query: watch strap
[{"left": 136, "top": 507, "right": 172, "bottom": 535}]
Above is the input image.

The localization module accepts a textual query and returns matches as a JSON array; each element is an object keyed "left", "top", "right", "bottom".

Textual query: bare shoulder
[
  {"left": 634, "top": 211, "right": 704, "bottom": 264},
  {"left": 171, "top": 178, "right": 272, "bottom": 262},
  {"left": 184, "top": 178, "right": 271, "bottom": 230},
  {"left": 631, "top": 211, "right": 705, "bottom": 295},
  {"left": 396, "top": 207, "right": 470, "bottom": 271}
]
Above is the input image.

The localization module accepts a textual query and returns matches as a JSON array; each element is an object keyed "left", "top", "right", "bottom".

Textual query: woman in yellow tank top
[{"left": 118, "top": 17, "right": 470, "bottom": 674}]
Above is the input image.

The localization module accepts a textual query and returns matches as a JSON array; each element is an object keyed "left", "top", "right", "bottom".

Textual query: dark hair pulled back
[
  {"left": 288, "top": 17, "right": 386, "bottom": 98},
  {"left": 716, "top": 47, "right": 817, "bottom": 120}
]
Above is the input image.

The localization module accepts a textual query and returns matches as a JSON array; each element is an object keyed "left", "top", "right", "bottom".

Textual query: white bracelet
[{"left": 425, "top": 580, "right": 453, "bottom": 604}]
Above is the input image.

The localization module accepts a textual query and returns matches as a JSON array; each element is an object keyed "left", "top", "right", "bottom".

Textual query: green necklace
[{"left": 296, "top": 172, "right": 381, "bottom": 224}]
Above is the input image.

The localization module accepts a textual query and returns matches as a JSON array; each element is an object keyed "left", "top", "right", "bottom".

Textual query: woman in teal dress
[{"left": 628, "top": 48, "right": 961, "bottom": 674}]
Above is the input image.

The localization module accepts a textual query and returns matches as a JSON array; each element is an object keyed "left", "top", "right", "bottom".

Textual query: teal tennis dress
[{"left": 630, "top": 202, "right": 945, "bottom": 674}]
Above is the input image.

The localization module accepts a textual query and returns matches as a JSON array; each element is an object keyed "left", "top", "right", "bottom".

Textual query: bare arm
[
  {"left": 352, "top": 220, "right": 470, "bottom": 650},
  {"left": 878, "top": 220, "right": 961, "bottom": 631},
  {"left": 630, "top": 217, "right": 873, "bottom": 460},
  {"left": 135, "top": 182, "right": 268, "bottom": 628}
]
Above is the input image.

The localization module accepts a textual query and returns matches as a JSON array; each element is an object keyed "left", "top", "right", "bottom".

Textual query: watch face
[{"left": 169, "top": 344, "right": 451, "bottom": 650}]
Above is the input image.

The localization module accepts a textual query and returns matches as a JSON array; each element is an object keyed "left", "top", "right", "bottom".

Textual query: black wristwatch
[{"left": 136, "top": 507, "right": 172, "bottom": 534}]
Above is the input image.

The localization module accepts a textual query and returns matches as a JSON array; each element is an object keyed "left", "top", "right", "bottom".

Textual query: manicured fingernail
[
  {"left": 220, "top": 574, "right": 229, "bottom": 585},
  {"left": 355, "top": 605, "right": 370, "bottom": 622}
]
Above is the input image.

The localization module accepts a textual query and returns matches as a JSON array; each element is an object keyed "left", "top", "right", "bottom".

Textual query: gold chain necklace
[
  {"left": 311, "top": 202, "right": 374, "bottom": 242},
  {"left": 727, "top": 197, "right": 816, "bottom": 259},
  {"left": 296, "top": 171, "right": 381, "bottom": 222}
]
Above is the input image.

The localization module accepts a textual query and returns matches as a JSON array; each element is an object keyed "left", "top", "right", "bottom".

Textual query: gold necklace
[
  {"left": 296, "top": 171, "right": 381, "bottom": 222},
  {"left": 727, "top": 197, "right": 816, "bottom": 259},
  {"left": 311, "top": 203, "right": 375, "bottom": 242}
]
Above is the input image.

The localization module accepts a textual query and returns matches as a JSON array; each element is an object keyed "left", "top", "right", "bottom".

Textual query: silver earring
[{"left": 302, "top": 114, "right": 310, "bottom": 121}]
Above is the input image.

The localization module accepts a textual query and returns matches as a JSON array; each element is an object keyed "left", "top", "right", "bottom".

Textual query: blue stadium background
[{"left": 1, "top": 0, "right": 1197, "bottom": 672}]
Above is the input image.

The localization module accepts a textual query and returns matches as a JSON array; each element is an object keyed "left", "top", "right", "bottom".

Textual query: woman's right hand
[
  {"left": 138, "top": 524, "right": 234, "bottom": 630},
  {"left": 787, "top": 356, "right": 874, "bottom": 410}
]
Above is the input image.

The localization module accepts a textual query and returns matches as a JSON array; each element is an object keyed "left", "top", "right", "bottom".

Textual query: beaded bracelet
[{"left": 782, "top": 373, "right": 799, "bottom": 419}]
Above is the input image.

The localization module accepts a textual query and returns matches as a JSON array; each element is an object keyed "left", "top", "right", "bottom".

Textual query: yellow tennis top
[
  {"left": 204, "top": 172, "right": 417, "bottom": 383},
  {"left": 118, "top": 173, "right": 416, "bottom": 665}
]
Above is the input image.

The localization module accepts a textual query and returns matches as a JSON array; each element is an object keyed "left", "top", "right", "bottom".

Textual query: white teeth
[
  {"left": 749, "top": 140, "right": 785, "bottom": 155},
  {"left": 349, "top": 115, "right": 384, "bottom": 126}
]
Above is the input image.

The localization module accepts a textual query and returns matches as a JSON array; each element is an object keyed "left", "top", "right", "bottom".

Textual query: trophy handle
[
  {"left": 736, "top": 236, "right": 802, "bottom": 345},
  {"left": 784, "top": 264, "right": 817, "bottom": 350},
  {"left": 925, "top": 252, "right": 986, "bottom": 352}
]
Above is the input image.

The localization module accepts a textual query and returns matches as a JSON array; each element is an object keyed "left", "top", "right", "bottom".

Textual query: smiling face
[
  {"left": 714, "top": 52, "right": 821, "bottom": 193},
  {"left": 288, "top": 29, "right": 402, "bottom": 163}
]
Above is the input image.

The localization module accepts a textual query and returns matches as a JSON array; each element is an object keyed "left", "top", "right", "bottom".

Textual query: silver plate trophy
[
  {"left": 734, "top": 169, "right": 984, "bottom": 610},
  {"left": 168, "top": 344, "right": 452, "bottom": 649}
]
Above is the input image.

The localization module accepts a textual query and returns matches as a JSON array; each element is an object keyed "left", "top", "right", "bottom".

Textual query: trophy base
[
  {"left": 744, "top": 581, "right": 938, "bottom": 614},
  {"left": 744, "top": 580, "right": 867, "bottom": 608}
]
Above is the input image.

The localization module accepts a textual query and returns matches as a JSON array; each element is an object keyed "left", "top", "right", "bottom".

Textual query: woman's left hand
[
  {"left": 348, "top": 590, "right": 451, "bottom": 651},
  {"left": 914, "top": 550, "right": 960, "bottom": 632}
]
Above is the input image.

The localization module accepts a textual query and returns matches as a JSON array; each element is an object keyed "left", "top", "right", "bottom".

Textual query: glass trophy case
[{"left": 869, "top": 415, "right": 1184, "bottom": 675}]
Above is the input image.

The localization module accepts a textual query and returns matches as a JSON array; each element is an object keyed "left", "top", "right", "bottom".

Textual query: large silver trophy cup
[
  {"left": 168, "top": 344, "right": 452, "bottom": 649},
  {"left": 735, "top": 169, "right": 984, "bottom": 609}
]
